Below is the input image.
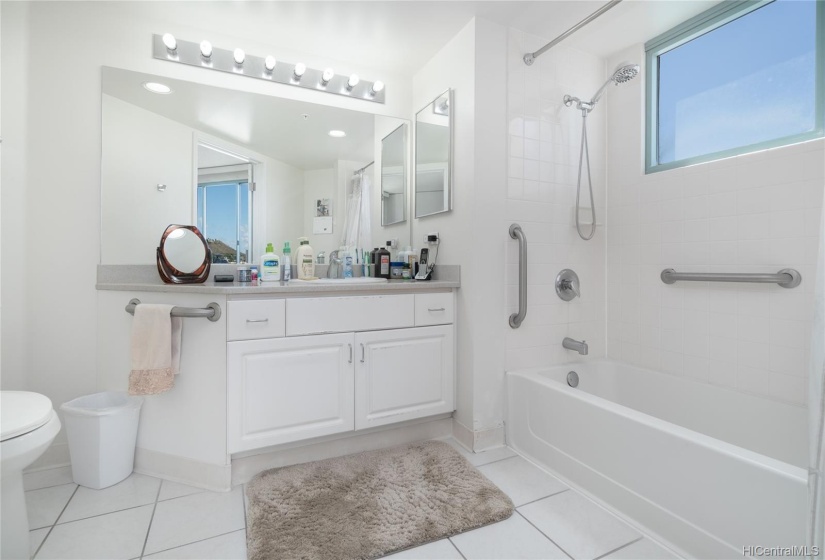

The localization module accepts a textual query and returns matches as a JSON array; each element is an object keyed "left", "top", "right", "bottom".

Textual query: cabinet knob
[
  {"left": 428, "top": 307, "right": 445, "bottom": 312},
  {"left": 246, "top": 318, "right": 269, "bottom": 323},
  {"left": 360, "top": 343, "right": 365, "bottom": 363},
  {"left": 348, "top": 344, "right": 353, "bottom": 364}
]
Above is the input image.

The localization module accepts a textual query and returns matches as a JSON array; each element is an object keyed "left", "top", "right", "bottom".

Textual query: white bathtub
[{"left": 506, "top": 360, "right": 808, "bottom": 559}]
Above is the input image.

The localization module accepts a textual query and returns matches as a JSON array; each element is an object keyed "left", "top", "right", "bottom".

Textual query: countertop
[{"left": 96, "top": 278, "right": 459, "bottom": 295}]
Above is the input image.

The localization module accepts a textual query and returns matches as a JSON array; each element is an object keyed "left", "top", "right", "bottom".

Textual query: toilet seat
[{"left": 1, "top": 391, "right": 54, "bottom": 441}]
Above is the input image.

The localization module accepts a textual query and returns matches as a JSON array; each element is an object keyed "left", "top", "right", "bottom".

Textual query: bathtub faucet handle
[{"left": 555, "top": 269, "right": 580, "bottom": 301}]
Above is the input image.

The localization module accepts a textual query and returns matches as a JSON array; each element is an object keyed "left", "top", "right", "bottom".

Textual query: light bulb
[
  {"left": 233, "top": 48, "right": 245, "bottom": 65},
  {"left": 293, "top": 62, "right": 306, "bottom": 80},
  {"left": 162, "top": 33, "right": 177, "bottom": 52},
  {"left": 265, "top": 55, "right": 276, "bottom": 72},
  {"left": 328, "top": 130, "right": 346, "bottom": 138},
  {"left": 321, "top": 68, "right": 334, "bottom": 86},
  {"left": 143, "top": 82, "right": 172, "bottom": 94},
  {"left": 370, "top": 80, "right": 385, "bottom": 95},
  {"left": 200, "top": 40, "right": 212, "bottom": 58},
  {"left": 346, "top": 74, "right": 360, "bottom": 90}
]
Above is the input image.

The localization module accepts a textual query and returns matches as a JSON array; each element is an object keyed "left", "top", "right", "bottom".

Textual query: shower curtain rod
[
  {"left": 523, "top": 0, "right": 623, "bottom": 65},
  {"left": 354, "top": 161, "right": 374, "bottom": 174}
]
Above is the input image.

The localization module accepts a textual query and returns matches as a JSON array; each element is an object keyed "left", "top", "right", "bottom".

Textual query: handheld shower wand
[{"left": 564, "top": 63, "right": 639, "bottom": 240}]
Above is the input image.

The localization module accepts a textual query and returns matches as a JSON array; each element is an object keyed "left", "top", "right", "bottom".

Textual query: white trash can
[{"left": 60, "top": 392, "right": 143, "bottom": 489}]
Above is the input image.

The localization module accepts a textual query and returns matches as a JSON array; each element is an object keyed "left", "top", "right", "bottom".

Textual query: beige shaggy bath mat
[{"left": 245, "top": 440, "right": 514, "bottom": 560}]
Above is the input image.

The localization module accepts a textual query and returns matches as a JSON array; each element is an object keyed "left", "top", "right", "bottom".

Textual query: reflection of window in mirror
[{"left": 196, "top": 143, "right": 256, "bottom": 264}]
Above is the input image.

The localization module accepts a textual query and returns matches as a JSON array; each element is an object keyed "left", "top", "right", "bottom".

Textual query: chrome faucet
[
  {"left": 327, "top": 250, "right": 343, "bottom": 279},
  {"left": 563, "top": 337, "right": 588, "bottom": 355}
]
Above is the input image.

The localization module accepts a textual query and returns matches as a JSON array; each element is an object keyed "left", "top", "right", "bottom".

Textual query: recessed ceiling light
[
  {"left": 328, "top": 130, "right": 346, "bottom": 138},
  {"left": 143, "top": 82, "right": 173, "bottom": 94}
]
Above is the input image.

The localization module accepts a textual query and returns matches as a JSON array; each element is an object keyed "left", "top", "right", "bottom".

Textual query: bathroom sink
[{"left": 290, "top": 277, "right": 388, "bottom": 285}]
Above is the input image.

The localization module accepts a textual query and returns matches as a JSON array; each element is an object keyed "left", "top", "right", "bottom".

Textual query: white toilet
[{"left": 1, "top": 391, "right": 61, "bottom": 560}]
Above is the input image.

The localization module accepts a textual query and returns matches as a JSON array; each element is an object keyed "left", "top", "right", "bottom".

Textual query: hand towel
[{"left": 128, "top": 304, "right": 182, "bottom": 396}]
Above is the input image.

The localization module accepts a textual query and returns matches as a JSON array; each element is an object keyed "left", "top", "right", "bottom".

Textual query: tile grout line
[
  {"left": 140, "top": 529, "right": 246, "bottom": 558},
  {"left": 593, "top": 536, "right": 644, "bottom": 560},
  {"left": 32, "top": 484, "right": 79, "bottom": 559},
  {"left": 515, "top": 487, "right": 569, "bottom": 509},
  {"left": 471, "top": 453, "right": 519, "bottom": 469},
  {"left": 139, "top": 480, "right": 164, "bottom": 559},
  {"left": 514, "top": 509, "right": 575, "bottom": 560},
  {"left": 447, "top": 537, "right": 467, "bottom": 560}
]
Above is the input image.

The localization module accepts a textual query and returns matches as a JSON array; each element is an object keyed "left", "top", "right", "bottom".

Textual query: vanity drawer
[
  {"left": 286, "top": 295, "right": 414, "bottom": 335},
  {"left": 414, "top": 292, "right": 454, "bottom": 326},
  {"left": 227, "top": 300, "right": 286, "bottom": 341}
]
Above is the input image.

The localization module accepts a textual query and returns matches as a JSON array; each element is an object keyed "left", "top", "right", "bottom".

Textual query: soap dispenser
[{"left": 296, "top": 237, "right": 315, "bottom": 279}]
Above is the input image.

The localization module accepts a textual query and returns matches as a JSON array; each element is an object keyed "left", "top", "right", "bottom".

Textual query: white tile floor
[{"left": 25, "top": 440, "right": 681, "bottom": 560}]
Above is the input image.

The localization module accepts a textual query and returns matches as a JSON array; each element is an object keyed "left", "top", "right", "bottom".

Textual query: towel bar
[{"left": 125, "top": 298, "right": 222, "bottom": 322}]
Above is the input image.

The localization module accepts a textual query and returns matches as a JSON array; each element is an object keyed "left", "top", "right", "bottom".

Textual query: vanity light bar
[{"left": 152, "top": 34, "right": 386, "bottom": 104}]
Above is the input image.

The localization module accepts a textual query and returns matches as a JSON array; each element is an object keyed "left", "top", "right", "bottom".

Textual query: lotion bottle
[
  {"left": 260, "top": 243, "right": 280, "bottom": 282},
  {"left": 296, "top": 237, "right": 315, "bottom": 279}
]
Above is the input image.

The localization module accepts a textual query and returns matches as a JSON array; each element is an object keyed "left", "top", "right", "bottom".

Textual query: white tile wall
[
  {"left": 604, "top": 45, "right": 824, "bottom": 406},
  {"left": 505, "top": 28, "right": 607, "bottom": 371}
]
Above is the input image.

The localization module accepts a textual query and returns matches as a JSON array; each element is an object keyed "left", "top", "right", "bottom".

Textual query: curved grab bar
[{"left": 509, "top": 224, "right": 527, "bottom": 328}]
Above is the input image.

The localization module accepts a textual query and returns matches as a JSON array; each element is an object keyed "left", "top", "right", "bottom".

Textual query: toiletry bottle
[
  {"left": 260, "top": 243, "right": 280, "bottom": 282},
  {"left": 376, "top": 246, "right": 391, "bottom": 279},
  {"left": 386, "top": 241, "right": 396, "bottom": 262},
  {"left": 343, "top": 249, "right": 354, "bottom": 278},
  {"left": 282, "top": 242, "right": 292, "bottom": 281},
  {"left": 250, "top": 266, "right": 259, "bottom": 285},
  {"left": 296, "top": 237, "right": 315, "bottom": 279},
  {"left": 370, "top": 248, "right": 379, "bottom": 277}
]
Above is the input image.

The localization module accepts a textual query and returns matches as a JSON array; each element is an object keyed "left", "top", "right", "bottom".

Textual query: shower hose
[{"left": 575, "top": 112, "right": 596, "bottom": 241}]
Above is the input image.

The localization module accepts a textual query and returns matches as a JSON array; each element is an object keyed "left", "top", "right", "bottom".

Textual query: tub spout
[{"left": 563, "top": 337, "right": 588, "bottom": 355}]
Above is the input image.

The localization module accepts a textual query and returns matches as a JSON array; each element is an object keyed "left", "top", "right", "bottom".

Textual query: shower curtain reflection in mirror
[{"left": 341, "top": 170, "right": 372, "bottom": 263}]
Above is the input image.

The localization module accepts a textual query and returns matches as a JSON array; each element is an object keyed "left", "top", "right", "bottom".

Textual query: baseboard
[
  {"left": 452, "top": 419, "right": 506, "bottom": 452},
  {"left": 231, "top": 416, "right": 454, "bottom": 486},
  {"left": 25, "top": 442, "right": 70, "bottom": 473},
  {"left": 451, "top": 419, "right": 474, "bottom": 451},
  {"left": 134, "top": 448, "right": 231, "bottom": 492}
]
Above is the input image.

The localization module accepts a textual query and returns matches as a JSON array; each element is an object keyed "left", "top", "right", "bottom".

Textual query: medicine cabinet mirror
[
  {"left": 100, "top": 66, "right": 411, "bottom": 266},
  {"left": 381, "top": 123, "right": 407, "bottom": 226},
  {"left": 414, "top": 89, "right": 453, "bottom": 218}
]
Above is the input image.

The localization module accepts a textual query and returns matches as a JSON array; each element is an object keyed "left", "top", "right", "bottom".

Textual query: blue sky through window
[
  {"left": 657, "top": 0, "right": 817, "bottom": 164},
  {"left": 197, "top": 182, "right": 250, "bottom": 263}
]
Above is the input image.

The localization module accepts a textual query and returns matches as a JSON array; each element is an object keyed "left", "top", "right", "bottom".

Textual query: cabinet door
[
  {"left": 227, "top": 333, "right": 354, "bottom": 452},
  {"left": 355, "top": 326, "right": 454, "bottom": 430}
]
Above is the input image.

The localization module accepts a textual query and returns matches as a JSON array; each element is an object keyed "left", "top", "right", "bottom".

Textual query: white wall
[
  {"left": 302, "top": 168, "right": 336, "bottom": 257},
  {"left": 505, "top": 29, "right": 607, "bottom": 371},
  {"left": 0, "top": 1, "right": 411, "bottom": 456},
  {"left": 412, "top": 17, "right": 508, "bottom": 446},
  {"left": 604, "top": 45, "right": 824, "bottom": 407}
]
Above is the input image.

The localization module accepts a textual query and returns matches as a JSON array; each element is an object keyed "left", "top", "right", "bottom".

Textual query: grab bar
[
  {"left": 509, "top": 224, "right": 527, "bottom": 328},
  {"left": 660, "top": 268, "right": 801, "bottom": 289},
  {"left": 125, "top": 298, "right": 222, "bottom": 321}
]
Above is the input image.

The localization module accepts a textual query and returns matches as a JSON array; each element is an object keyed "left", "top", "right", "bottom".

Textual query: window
[
  {"left": 197, "top": 180, "right": 251, "bottom": 264},
  {"left": 645, "top": 0, "right": 823, "bottom": 173}
]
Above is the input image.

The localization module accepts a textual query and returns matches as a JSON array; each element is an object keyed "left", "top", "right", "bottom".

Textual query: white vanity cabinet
[
  {"left": 355, "top": 326, "right": 454, "bottom": 430},
  {"left": 226, "top": 292, "right": 455, "bottom": 454},
  {"left": 227, "top": 333, "right": 354, "bottom": 453}
]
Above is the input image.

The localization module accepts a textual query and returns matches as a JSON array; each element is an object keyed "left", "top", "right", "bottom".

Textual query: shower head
[{"left": 590, "top": 63, "right": 640, "bottom": 105}]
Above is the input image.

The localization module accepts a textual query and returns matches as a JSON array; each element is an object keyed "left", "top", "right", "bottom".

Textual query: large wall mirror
[
  {"left": 100, "top": 66, "right": 411, "bottom": 265},
  {"left": 414, "top": 89, "right": 452, "bottom": 218}
]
